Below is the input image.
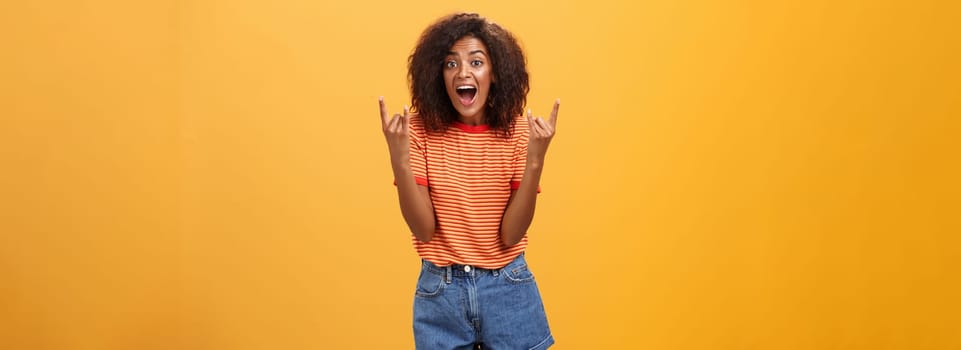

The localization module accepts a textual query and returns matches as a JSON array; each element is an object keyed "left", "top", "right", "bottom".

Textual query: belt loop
[{"left": 445, "top": 265, "right": 452, "bottom": 284}]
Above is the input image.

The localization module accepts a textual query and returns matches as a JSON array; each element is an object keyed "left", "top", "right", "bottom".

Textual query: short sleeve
[
  {"left": 408, "top": 114, "right": 429, "bottom": 187},
  {"left": 510, "top": 116, "right": 540, "bottom": 192}
]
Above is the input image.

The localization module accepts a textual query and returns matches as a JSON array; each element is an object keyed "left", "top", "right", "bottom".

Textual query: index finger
[
  {"left": 549, "top": 98, "right": 560, "bottom": 125},
  {"left": 378, "top": 96, "right": 389, "bottom": 127}
]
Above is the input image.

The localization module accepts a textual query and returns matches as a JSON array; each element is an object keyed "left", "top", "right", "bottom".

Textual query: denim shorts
[{"left": 413, "top": 253, "right": 554, "bottom": 349}]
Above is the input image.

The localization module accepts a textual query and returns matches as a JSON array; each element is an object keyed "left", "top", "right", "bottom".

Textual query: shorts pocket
[
  {"left": 414, "top": 268, "right": 445, "bottom": 298},
  {"left": 504, "top": 263, "right": 535, "bottom": 284}
]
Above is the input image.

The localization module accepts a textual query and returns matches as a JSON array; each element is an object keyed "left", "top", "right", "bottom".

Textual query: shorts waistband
[
  {"left": 422, "top": 260, "right": 500, "bottom": 279},
  {"left": 421, "top": 254, "right": 527, "bottom": 283}
]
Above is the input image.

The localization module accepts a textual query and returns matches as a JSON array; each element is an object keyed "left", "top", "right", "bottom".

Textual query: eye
[
  {"left": 445, "top": 60, "right": 457, "bottom": 69},
  {"left": 471, "top": 60, "right": 483, "bottom": 67}
]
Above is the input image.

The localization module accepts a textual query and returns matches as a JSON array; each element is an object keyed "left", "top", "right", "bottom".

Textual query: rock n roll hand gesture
[
  {"left": 526, "top": 99, "right": 560, "bottom": 166},
  {"left": 379, "top": 96, "right": 411, "bottom": 167}
]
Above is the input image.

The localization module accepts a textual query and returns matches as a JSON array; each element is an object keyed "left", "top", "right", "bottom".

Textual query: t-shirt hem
[
  {"left": 510, "top": 181, "right": 542, "bottom": 193},
  {"left": 392, "top": 177, "right": 430, "bottom": 187}
]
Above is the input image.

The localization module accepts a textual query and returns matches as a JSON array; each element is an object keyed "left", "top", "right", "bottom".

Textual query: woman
[{"left": 379, "top": 13, "right": 559, "bottom": 349}]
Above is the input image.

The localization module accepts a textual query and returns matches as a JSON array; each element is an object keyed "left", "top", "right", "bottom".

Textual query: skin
[
  {"left": 443, "top": 37, "right": 493, "bottom": 126},
  {"left": 380, "top": 36, "right": 559, "bottom": 246},
  {"left": 500, "top": 101, "right": 558, "bottom": 246},
  {"left": 379, "top": 99, "right": 435, "bottom": 242}
]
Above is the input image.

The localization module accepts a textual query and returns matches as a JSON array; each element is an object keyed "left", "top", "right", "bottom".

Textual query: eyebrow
[{"left": 447, "top": 50, "right": 488, "bottom": 57}]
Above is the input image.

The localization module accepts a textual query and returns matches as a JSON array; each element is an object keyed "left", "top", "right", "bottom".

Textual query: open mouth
[{"left": 456, "top": 86, "right": 477, "bottom": 106}]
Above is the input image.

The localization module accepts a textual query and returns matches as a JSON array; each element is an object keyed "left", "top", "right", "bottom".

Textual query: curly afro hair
[{"left": 408, "top": 13, "right": 529, "bottom": 137}]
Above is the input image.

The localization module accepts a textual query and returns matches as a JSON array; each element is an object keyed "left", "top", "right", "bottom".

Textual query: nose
[{"left": 458, "top": 63, "right": 471, "bottom": 78}]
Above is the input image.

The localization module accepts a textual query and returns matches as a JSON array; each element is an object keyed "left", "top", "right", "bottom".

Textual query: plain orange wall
[{"left": 2, "top": 0, "right": 959, "bottom": 349}]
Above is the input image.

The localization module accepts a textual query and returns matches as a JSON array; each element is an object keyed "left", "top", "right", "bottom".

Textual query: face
[{"left": 443, "top": 36, "right": 494, "bottom": 121}]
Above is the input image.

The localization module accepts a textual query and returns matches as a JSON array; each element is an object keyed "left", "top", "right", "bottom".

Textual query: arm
[
  {"left": 499, "top": 163, "right": 543, "bottom": 246},
  {"left": 500, "top": 99, "right": 560, "bottom": 246},
  {"left": 380, "top": 97, "right": 436, "bottom": 242},
  {"left": 393, "top": 164, "right": 435, "bottom": 242}
]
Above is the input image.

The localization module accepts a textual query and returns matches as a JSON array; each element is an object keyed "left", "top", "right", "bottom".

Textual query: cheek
[
  {"left": 443, "top": 70, "right": 455, "bottom": 89},
  {"left": 480, "top": 69, "right": 493, "bottom": 87}
]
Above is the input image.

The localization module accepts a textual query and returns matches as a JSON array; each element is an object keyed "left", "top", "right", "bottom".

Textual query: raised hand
[
  {"left": 379, "top": 96, "right": 410, "bottom": 165},
  {"left": 526, "top": 99, "right": 560, "bottom": 165}
]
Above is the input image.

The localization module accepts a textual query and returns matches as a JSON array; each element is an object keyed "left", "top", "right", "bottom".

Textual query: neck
[
  {"left": 458, "top": 110, "right": 486, "bottom": 126},
  {"left": 457, "top": 116, "right": 485, "bottom": 126}
]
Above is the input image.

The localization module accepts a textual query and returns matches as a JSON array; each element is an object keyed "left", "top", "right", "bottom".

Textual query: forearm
[
  {"left": 393, "top": 160, "right": 436, "bottom": 242},
  {"left": 499, "top": 159, "right": 544, "bottom": 246}
]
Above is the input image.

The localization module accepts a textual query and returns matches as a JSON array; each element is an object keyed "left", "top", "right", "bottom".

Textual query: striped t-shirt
[{"left": 407, "top": 113, "right": 533, "bottom": 269}]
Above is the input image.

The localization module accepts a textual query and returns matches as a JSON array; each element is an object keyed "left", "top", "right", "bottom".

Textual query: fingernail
[{"left": 379, "top": 96, "right": 384, "bottom": 101}]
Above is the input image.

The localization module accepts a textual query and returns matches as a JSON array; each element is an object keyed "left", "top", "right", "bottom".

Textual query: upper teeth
[{"left": 457, "top": 86, "right": 475, "bottom": 90}]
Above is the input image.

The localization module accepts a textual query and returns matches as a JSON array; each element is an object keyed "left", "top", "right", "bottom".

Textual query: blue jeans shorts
[{"left": 413, "top": 253, "right": 554, "bottom": 349}]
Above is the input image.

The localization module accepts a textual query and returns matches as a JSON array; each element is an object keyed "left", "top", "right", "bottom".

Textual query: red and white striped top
[{"left": 407, "top": 113, "right": 533, "bottom": 269}]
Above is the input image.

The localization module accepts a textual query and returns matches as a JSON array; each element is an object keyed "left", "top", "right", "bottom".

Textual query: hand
[
  {"left": 379, "top": 96, "right": 410, "bottom": 165},
  {"left": 526, "top": 99, "right": 560, "bottom": 165}
]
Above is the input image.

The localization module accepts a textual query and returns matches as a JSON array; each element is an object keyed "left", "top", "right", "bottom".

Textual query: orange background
[{"left": 2, "top": 0, "right": 959, "bottom": 348}]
